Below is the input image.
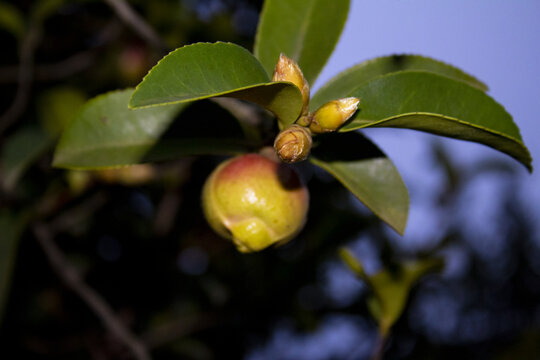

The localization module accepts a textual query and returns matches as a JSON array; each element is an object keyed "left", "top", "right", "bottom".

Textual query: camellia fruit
[{"left": 202, "top": 153, "right": 309, "bottom": 253}]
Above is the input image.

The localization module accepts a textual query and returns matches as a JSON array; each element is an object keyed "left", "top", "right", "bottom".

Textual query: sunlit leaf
[
  {"left": 311, "top": 54, "right": 488, "bottom": 109},
  {"left": 344, "top": 71, "right": 532, "bottom": 171},
  {"left": 254, "top": 0, "right": 350, "bottom": 85},
  {"left": 310, "top": 132, "right": 409, "bottom": 234},
  {"left": 130, "top": 42, "right": 303, "bottom": 125}
]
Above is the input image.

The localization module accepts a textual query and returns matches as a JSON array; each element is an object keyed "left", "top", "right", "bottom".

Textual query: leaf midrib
[
  {"left": 290, "top": 0, "right": 317, "bottom": 62},
  {"left": 346, "top": 111, "right": 526, "bottom": 146}
]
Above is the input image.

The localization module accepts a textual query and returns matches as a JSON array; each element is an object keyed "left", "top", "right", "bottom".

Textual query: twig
[
  {"left": 0, "top": 24, "right": 40, "bottom": 135},
  {"left": 141, "top": 313, "right": 216, "bottom": 349},
  {"left": 153, "top": 190, "right": 181, "bottom": 237},
  {"left": 0, "top": 19, "right": 120, "bottom": 84},
  {"left": 0, "top": 50, "right": 96, "bottom": 83},
  {"left": 48, "top": 193, "right": 107, "bottom": 233},
  {"left": 103, "top": 0, "right": 168, "bottom": 52},
  {"left": 370, "top": 331, "right": 388, "bottom": 360},
  {"left": 33, "top": 223, "right": 152, "bottom": 360},
  {"left": 211, "top": 98, "right": 264, "bottom": 143}
]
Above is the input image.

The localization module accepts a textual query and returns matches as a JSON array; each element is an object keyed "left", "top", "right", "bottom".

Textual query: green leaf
[
  {"left": 310, "top": 132, "right": 409, "bottom": 235},
  {"left": 1, "top": 126, "right": 53, "bottom": 191},
  {"left": 254, "top": 0, "right": 350, "bottom": 85},
  {"left": 343, "top": 71, "right": 532, "bottom": 171},
  {"left": 311, "top": 54, "right": 488, "bottom": 110},
  {"left": 130, "top": 42, "right": 303, "bottom": 124},
  {"left": 0, "top": 2, "right": 25, "bottom": 38},
  {"left": 224, "top": 83, "right": 303, "bottom": 128},
  {"left": 53, "top": 89, "right": 186, "bottom": 169},
  {"left": 142, "top": 138, "right": 254, "bottom": 162},
  {"left": 340, "top": 248, "right": 444, "bottom": 334},
  {"left": 0, "top": 212, "right": 28, "bottom": 326}
]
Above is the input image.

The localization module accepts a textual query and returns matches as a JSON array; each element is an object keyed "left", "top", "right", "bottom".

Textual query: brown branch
[
  {"left": 211, "top": 98, "right": 265, "bottom": 143},
  {"left": 48, "top": 193, "right": 107, "bottom": 233},
  {"left": 153, "top": 190, "right": 181, "bottom": 237},
  {"left": 33, "top": 223, "right": 152, "bottom": 360},
  {"left": 0, "top": 24, "right": 40, "bottom": 135},
  {"left": 103, "top": 0, "right": 168, "bottom": 52},
  {"left": 370, "top": 331, "right": 389, "bottom": 360},
  {"left": 0, "top": 49, "right": 97, "bottom": 83},
  {"left": 0, "top": 20, "right": 120, "bottom": 83},
  {"left": 141, "top": 313, "right": 217, "bottom": 349}
]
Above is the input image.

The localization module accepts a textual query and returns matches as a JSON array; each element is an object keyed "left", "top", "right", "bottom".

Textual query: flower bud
[
  {"left": 202, "top": 154, "right": 309, "bottom": 253},
  {"left": 295, "top": 114, "right": 311, "bottom": 127},
  {"left": 274, "top": 124, "right": 312, "bottom": 163},
  {"left": 272, "top": 54, "right": 310, "bottom": 115},
  {"left": 309, "top": 97, "right": 360, "bottom": 134}
]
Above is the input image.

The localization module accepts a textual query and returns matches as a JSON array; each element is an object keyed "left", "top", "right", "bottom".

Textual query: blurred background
[{"left": 1, "top": 0, "right": 539, "bottom": 359}]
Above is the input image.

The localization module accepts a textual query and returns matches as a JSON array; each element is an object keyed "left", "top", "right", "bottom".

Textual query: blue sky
[
  {"left": 246, "top": 3, "right": 540, "bottom": 358},
  {"left": 316, "top": 0, "right": 540, "bottom": 239}
]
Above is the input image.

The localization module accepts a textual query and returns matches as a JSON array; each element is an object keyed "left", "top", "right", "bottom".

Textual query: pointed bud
[
  {"left": 274, "top": 124, "right": 312, "bottom": 163},
  {"left": 309, "top": 97, "right": 360, "bottom": 134},
  {"left": 272, "top": 54, "right": 310, "bottom": 115}
]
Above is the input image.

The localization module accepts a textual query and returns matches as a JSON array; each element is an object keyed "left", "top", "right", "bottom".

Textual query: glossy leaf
[
  {"left": 224, "top": 83, "right": 303, "bottom": 128},
  {"left": 0, "top": 212, "right": 28, "bottom": 326},
  {"left": 130, "top": 42, "right": 303, "bottom": 125},
  {"left": 142, "top": 138, "right": 254, "bottom": 162},
  {"left": 254, "top": 0, "right": 350, "bottom": 85},
  {"left": 343, "top": 71, "right": 532, "bottom": 171},
  {"left": 310, "top": 132, "right": 409, "bottom": 234},
  {"left": 53, "top": 89, "right": 186, "bottom": 169},
  {"left": 311, "top": 54, "right": 488, "bottom": 109},
  {"left": 2, "top": 126, "right": 53, "bottom": 190},
  {"left": 340, "top": 248, "right": 444, "bottom": 334}
]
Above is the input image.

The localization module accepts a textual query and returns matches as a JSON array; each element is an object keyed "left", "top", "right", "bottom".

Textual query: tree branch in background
[
  {"left": 0, "top": 25, "right": 39, "bottom": 135},
  {"left": 103, "top": 0, "right": 168, "bottom": 52},
  {"left": 33, "top": 223, "right": 152, "bottom": 360},
  {"left": 0, "top": 20, "right": 121, "bottom": 84},
  {"left": 0, "top": 50, "right": 97, "bottom": 83},
  {"left": 141, "top": 313, "right": 217, "bottom": 349}
]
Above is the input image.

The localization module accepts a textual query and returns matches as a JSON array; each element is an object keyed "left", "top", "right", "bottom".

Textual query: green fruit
[{"left": 202, "top": 153, "right": 309, "bottom": 253}]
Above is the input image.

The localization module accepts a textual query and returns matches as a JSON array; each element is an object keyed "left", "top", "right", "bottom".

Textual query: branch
[
  {"left": 0, "top": 50, "right": 97, "bottom": 83},
  {"left": 211, "top": 98, "right": 265, "bottom": 143},
  {"left": 0, "top": 24, "right": 39, "bottom": 135},
  {"left": 33, "top": 223, "right": 152, "bottom": 360},
  {"left": 0, "top": 19, "right": 120, "bottom": 84},
  {"left": 103, "top": 0, "right": 168, "bottom": 52},
  {"left": 141, "top": 313, "right": 216, "bottom": 349},
  {"left": 370, "top": 331, "right": 389, "bottom": 360}
]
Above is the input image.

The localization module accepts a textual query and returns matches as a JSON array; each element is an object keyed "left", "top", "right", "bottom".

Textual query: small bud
[
  {"left": 274, "top": 124, "right": 312, "bottom": 163},
  {"left": 295, "top": 114, "right": 312, "bottom": 127},
  {"left": 202, "top": 154, "right": 309, "bottom": 253},
  {"left": 272, "top": 54, "right": 310, "bottom": 115},
  {"left": 309, "top": 97, "right": 360, "bottom": 134}
]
